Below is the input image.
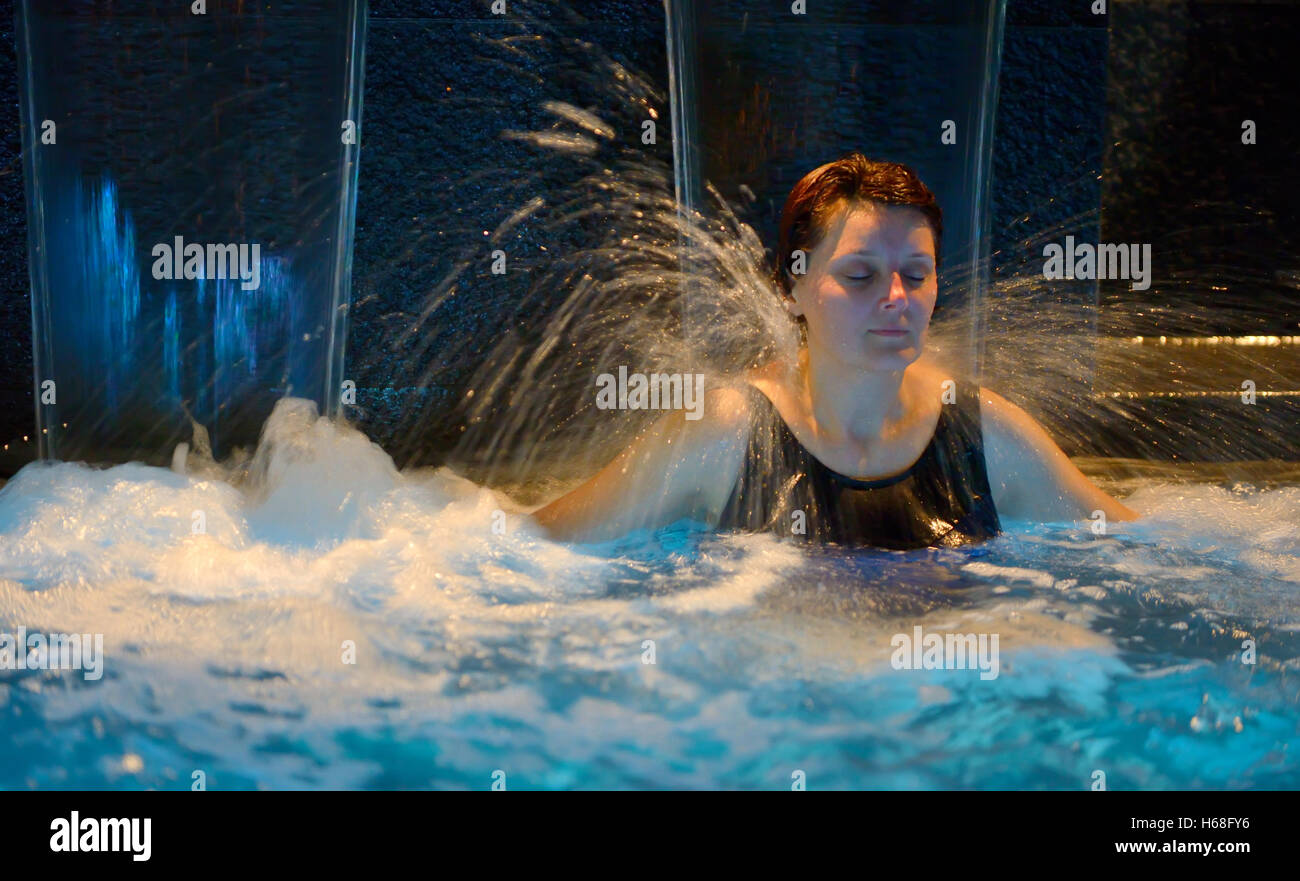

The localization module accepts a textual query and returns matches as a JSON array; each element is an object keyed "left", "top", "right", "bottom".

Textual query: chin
[
  {"left": 858, "top": 342, "right": 920, "bottom": 371},
  {"left": 869, "top": 356, "right": 917, "bottom": 372}
]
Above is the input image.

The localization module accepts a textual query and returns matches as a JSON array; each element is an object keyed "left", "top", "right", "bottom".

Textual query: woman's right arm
[
  {"left": 530, "top": 387, "right": 753, "bottom": 542},
  {"left": 979, "top": 386, "right": 1140, "bottom": 524}
]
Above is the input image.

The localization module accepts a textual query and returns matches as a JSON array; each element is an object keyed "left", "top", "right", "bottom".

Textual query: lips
[{"left": 868, "top": 329, "right": 908, "bottom": 336}]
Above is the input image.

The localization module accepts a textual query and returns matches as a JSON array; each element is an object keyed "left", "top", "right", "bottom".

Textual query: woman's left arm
[{"left": 978, "top": 387, "right": 1140, "bottom": 524}]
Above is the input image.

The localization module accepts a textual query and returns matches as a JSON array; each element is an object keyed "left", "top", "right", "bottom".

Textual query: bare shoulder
[
  {"left": 624, "top": 383, "right": 753, "bottom": 448},
  {"left": 700, "top": 384, "right": 755, "bottom": 431},
  {"left": 976, "top": 386, "right": 1025, "bottom": 432},
  {"left": 624, "top": 382, "right": 753, "bottom": 482},
  {"left": 976, "top": 386, "right": 1055, "bottom": 455},
  {"left": 531, "top": 381, "right": 756, "bottom": 539}
]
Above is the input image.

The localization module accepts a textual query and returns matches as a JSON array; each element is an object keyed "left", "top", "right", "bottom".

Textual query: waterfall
[{"left": 15, "top": 0, "right": 368, "bottom": 465}]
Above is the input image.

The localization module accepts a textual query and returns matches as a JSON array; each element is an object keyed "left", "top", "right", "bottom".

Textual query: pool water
[{"left": 1, "top": 400, "right": 1297, "bottom": 789}]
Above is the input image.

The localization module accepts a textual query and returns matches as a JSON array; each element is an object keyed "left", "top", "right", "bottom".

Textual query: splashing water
[
  {"left": 1, "top": 399, "right": 1298, "bottom": 789},
  {"left": 5, "top": 1, "right": 1297, "bottom": 790}
]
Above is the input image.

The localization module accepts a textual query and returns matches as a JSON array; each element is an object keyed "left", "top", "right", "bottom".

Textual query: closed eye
[
  {"left": 843, "top": 270, "right": 930, "bottom": 283},
  {"left": 847, "top": 273, "right": 926, "bottom": 282}
]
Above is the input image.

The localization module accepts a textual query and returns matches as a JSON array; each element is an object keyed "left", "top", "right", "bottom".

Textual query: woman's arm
[
  {"left": 979, "top": 387, "right": 1140, "bottom": 524},
  {"left": 530, "top": 387, "right": 753, "bottom": 541}
]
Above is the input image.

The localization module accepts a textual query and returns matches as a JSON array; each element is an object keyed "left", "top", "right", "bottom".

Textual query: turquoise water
[{"left": 1, "top": 400, "right": 1297, "bottom": 790}]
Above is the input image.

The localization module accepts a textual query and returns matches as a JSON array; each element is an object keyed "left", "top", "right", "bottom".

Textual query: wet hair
[{"left": 775, "top": 152, "right": 943, "bottom": 298}]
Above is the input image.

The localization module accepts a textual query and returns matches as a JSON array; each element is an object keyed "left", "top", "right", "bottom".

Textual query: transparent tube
[{"left": 16, "top": 0, "right": 366, "bottom": 464}]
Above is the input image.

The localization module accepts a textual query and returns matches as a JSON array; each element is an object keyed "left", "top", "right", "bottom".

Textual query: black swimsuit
[{"left": 717, "top": 379, "right": 1002, "bottom": 550}]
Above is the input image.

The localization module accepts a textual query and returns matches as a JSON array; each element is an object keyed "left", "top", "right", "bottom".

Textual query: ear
[
  {"left": 784, "top": 292, "right": 804, "bottom": 319},
  {"left": 783, "top": 271, "right": 806, "bottom": 318}
]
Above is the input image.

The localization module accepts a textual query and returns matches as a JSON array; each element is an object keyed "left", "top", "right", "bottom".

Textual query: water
[
  {"left": 1, "top": 400, "right": 1297, "bottom": 789},
  {"left": 6, "top": 2, "right": 1297, "bottom": 790}
]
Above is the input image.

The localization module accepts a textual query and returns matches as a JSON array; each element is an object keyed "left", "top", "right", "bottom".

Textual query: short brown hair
[{"left": 775, "top": 153, "right": 943, "bottom": 296}]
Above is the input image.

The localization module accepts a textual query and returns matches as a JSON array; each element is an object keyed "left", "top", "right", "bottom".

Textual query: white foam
[{"left": 1, "top": 401, "right": 1296, "bottom": 787}]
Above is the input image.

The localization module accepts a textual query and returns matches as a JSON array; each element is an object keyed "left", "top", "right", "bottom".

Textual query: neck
[{"left": 800, "top": 345, "right": 909, "bottom": 446}]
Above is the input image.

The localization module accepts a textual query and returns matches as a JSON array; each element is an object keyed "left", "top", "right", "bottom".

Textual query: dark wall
[
  {"left": 0, "top": 0, "right": 28, "bottom": 471},
  {"left": 1103, "top": 0, "right": 1300, "bottom": 335}
]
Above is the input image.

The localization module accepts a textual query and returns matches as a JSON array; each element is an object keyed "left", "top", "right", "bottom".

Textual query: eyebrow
[{"left": 837, "top": 250, "right": 934, "bottom": 260}]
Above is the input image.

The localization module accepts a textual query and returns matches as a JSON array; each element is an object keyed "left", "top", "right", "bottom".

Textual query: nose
[{"left": 881, "top": 271, "right": 908, "bottom": 310}]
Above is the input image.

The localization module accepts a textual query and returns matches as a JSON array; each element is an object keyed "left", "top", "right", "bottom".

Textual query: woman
[{"left": 532, "top": 153, "right": 1139, "bottom": 547}]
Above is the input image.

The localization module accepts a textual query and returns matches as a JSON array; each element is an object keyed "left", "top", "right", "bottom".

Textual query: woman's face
[{"left": 788, "top": 202, "right": 938, "bottom": 372}]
